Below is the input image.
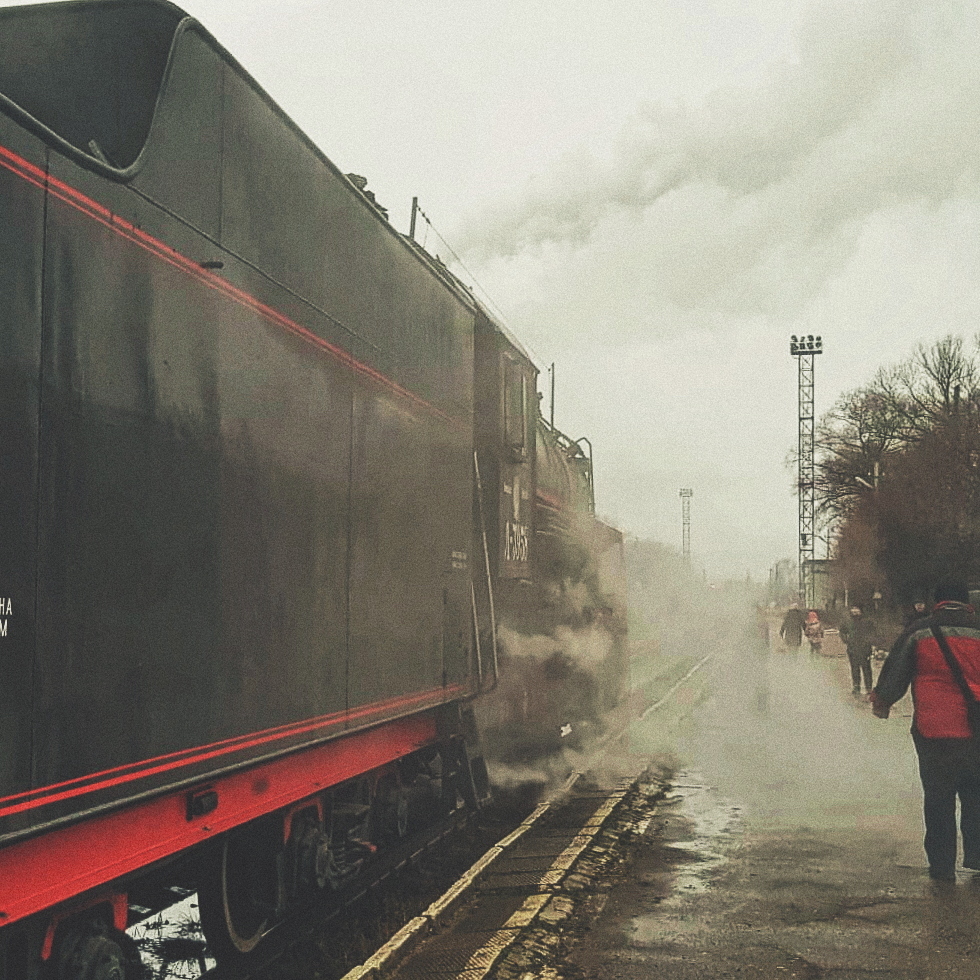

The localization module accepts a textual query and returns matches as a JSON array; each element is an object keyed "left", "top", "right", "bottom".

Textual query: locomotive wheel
[
  {"left": 53, "top": 923, "right": 142, "bottom": 980},
  {"left": 198, "top": 834, "right": 271, "bottom": 962}
]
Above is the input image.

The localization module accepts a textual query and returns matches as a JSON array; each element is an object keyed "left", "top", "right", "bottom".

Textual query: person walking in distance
[
  {"left": 804, "top": 610, "right": 824, "bottom": 656},
  {"left": 779, "top": 602, "right": 805, "bottom": 651},
  {"left": 871, "top": 578, "right": 980, "bottom": 882},
  {"left": 840, "top": 605, "right": 876, "bottom": 697}
]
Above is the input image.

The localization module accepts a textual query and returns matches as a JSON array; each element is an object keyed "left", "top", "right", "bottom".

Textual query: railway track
[{"left": 367, "top": 770, "right": 645, "bottom": 980}]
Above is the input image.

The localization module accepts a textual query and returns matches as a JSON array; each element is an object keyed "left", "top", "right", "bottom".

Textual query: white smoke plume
[
  {"left": 497, "top": 621, "right": 614, "bottom": 668},
  {"left": 454, "top": 0, "right": 980, "bottom": 337},
  {"left": 477, "top": 609, "right": 625, "bottom": 792}
]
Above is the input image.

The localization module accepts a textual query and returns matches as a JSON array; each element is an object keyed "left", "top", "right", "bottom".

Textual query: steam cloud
[{"left": 454, "top": 0, "right": 980, "bottom": 339}]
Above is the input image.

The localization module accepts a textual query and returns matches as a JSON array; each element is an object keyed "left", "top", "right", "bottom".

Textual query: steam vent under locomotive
[{"left": 0, "top": 2, "right": 628, "bottom": 977}]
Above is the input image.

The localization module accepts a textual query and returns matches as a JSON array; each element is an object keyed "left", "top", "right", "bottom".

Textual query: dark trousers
[
  {"left": 847, "top": 651, "right": 872, "bottom": 692},
  {"left": 912, "top": 729, "right": 980, "bottom": 876}
]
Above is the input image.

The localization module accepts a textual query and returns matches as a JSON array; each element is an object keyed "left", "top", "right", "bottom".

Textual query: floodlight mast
[
  {"left": 679, "top": 488, "right": 693, "bottom": 561},
  {"left": 789, "top": 334, "right": 823, "bottom": 607}
]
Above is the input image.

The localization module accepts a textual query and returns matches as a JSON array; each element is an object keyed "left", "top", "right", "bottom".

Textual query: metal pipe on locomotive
[{"left": 0, "top": 3, "right": 627, "bottom": 977}]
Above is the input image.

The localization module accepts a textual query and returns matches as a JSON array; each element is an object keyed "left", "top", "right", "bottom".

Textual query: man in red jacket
[{"left": 871, "top": 578, "right": 980, "bottom": 882}]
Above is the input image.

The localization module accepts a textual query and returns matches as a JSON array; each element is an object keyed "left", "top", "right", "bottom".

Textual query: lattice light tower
[
  {"left": 790, "top": 334, "right": 823, "bottom": 607},
  {"left": 679, "top": 488, "right": 693, "bottom": 561}
]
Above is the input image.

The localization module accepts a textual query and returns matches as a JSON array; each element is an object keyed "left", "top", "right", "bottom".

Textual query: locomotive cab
[
  {"left": 473, "top": 307, "right": 537, "bottom": 592},
  {"left": 472, "top": 310, "right": 628, "bottom": 775}
]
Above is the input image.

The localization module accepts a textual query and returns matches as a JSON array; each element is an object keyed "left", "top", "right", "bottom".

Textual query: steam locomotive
[{"left": 0, "top": 3, "right": 626, "bottom": 977}]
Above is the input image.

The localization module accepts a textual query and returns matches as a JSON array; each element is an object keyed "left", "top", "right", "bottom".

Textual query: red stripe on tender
[
  {"left": 0, "top": 684, "right": 464, "bottom": 819},
  {"left": 0, "top": 143, "right": 466, "bottom": 431},
  {"left": 0, "top": 713, "right": 439, "bottom": 926}
]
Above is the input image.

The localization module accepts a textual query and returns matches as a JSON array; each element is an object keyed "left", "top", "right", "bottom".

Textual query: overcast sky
[{"left": 16, "top": 0, "right": 980, "bottom": 578}]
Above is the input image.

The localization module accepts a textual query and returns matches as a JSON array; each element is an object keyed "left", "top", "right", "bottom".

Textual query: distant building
[{"left": 809, "top": 559, "right": 842, "bottom": 610}]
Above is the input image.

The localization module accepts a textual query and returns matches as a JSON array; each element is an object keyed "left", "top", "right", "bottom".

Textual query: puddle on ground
[
  {"left": 627, "top": 769, "right": 742, "bottom": 944},
  {"left": 660, "top": 770, "right": 743, "bottom": 893},
  {"left": 127, "top": 894, "right": 214, "bottom": 980}
]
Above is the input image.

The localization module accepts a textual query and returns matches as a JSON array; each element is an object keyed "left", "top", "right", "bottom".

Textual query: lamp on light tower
[{"left": 789, "top": 334, "right": 823, "bottom": 607}]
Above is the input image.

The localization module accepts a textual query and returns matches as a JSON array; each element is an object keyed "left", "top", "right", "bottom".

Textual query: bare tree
[
  {"left": 814, "top": 385, "right": 909, "bottom": 522},
  {"left": 809, "top": 334, "right": 980, "bottom": 601},
  {"left": 887, "top": 335, "right": 980, "bottom": 438}
]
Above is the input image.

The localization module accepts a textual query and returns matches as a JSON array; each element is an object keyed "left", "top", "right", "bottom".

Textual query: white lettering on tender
[{"left": 504, "top": 521, "right": 530, "bottom": 563}]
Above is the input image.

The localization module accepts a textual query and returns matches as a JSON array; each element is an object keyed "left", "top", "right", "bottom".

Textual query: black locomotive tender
[{"left": 0, "top": 2, "right": 627, "bottom": 976}]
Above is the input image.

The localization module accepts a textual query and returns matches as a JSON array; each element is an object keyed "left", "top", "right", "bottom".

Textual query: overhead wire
[{"left": 411, "top": 203, "right": 547, "bottom": 371}]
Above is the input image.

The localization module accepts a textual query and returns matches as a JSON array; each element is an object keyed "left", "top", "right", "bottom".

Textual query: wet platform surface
[{"left": 562, "top": 640, "right": 980, "bottom": 980}]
